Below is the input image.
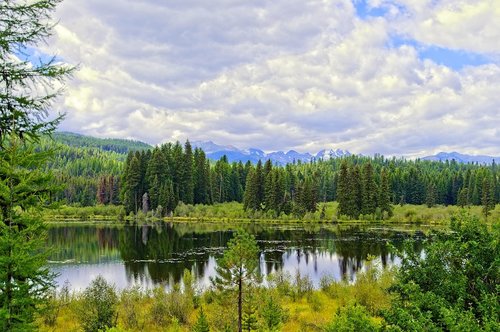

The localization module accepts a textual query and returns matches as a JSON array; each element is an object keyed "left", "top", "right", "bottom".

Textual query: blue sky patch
[
  {"left": 14, "top": 46, "right": 61, "bottom": 66},
  {"left": 419, "top": 46, "right": 490, "bottom": 70},
  {"left": 388, "top": 35, "right": 491, "bottom": 70},
  {"left": 354, "top": 0, "right": 388, "bottom": 19}
]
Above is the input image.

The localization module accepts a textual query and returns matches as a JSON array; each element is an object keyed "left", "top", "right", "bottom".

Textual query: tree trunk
[{"left": 238, "top": 276, "right": 242, "bottom": 332}]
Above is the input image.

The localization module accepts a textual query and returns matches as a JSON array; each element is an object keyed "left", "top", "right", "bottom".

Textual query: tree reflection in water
[{"left": 47, "top": 223, "right": 426, "bottom": 290}]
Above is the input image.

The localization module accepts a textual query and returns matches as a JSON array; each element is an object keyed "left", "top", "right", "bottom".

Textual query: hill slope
[{"left": 53, "top": 132, "right": 151, "bottom": 154}]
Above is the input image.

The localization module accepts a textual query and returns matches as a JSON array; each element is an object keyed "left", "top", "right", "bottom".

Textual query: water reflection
[{"left": 48, "top": 222, "right": 426, "bottom": 291}]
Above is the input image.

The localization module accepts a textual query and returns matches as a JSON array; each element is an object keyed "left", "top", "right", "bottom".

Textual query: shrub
[
  {"left": 267, "top": 271, "right": 292, "bottom": 297},
  {"left": 192, "top": 307, "right": 210, "bottom": 332},
  {"left": 76, "top": 275, "right": 118, "bottom": 332},
  {"left": 166, "top": 284, "right": 193, "bottom": 324},
  {"left": 120, "top": 286, "right": 143, "bottom": 330},
  {"left": 325, "top": 303, "right": 380, "bottom": 332},
  {"left": 150, "top": 286, "right": 168, "bottom": 327},
  {"left": 383, "top": 212, "right": 500, "bottom": 331},
  {"left": 292, "top": 270, "right": 313, "bottom": 300}
]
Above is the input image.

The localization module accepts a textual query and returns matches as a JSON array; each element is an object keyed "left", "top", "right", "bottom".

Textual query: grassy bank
[
  {"left": 42, "top": 201, "right": 500, "bottom": 224},
  {"left": 38, "top": 264, "right": 393, "bottom": 332}
]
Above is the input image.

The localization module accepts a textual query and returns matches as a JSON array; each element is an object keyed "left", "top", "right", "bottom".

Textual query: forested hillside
[
  {"left": 42, "top": 132, "right": 150, "bottom": 206},
  {"left": 53, "top": 132, "right": 151, "bottom": 154}
]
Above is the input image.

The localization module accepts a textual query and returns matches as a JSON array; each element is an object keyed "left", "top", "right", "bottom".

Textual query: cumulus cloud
[{"left": 41, "top": 0, "right": 500, "bottom": 157}]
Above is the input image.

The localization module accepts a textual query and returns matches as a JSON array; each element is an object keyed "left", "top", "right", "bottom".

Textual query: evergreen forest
[{"left": 46, "top": 132, "right": 499, "bottom": 220}]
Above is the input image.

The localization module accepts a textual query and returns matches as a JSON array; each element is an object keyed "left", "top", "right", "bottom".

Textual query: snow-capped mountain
[
  {"left": 315, "top": 149, "right": 351, "bottom": 160},
  {"left": 422, "top": 152, "right": 498, "bottom": 165},
  {"left": 191, "top": 141, "right": 350, "bottom": 165}
]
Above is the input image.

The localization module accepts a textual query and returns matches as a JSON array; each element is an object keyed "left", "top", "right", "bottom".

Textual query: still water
[{"left": 47, "top": 222, "right": 428, "bottom": 291}]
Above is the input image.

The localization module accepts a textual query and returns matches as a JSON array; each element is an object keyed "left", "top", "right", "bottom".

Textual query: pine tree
[
  {"left": 457, "top": 187, "right": 469, "bottom": 208},
  {"left": 243, "top": 168, "right": 259, "bottom": 211},
  {"left": 273, "top": 169, "right": 286, "bottom": 214},
  {"left": 192, "top": 307, "right": 210, "bottom": 332},
  {"left": 242, "top": 303, "right": 258, "bottom": 332},
  {"left": 229, "top": 164, "right": 243, "bottom": 202},
  {"left": 0, "top": 1, "right": 73, "bottom": 330},
  {"left": 148, "top": 175, "right": 160, "bottom": 211},
  {"left": 425, "top": 183, "right": 437, "bottom": 208},
  {"left": 361, "top": 162, "right": 376, "bottom": 216},
  {"left": 378, "top": 168, "right": 393, "bottom": 218},
  {"left": 255, "top": 160, "right": 264, "bottom": 207},
  {"left": 146, "top": 147, "right": 167, "bottom": 195},
  {"left": 171, "top": 142, "right": 184, "bottom": 203},
  {"left": 264, "top": 170, "right": 276, "bottom": 212},
  {"left": 0, "top": 0, "right": 73, "bottom": 144},
  {"left": 336, "top": 161, "right": 350, "bottom": 218},
  {"left": 261, "top": 296, "right": 283, "bottom": 330},
  {"left": 123, "top": 155, "right": 142, "bottom": 214},
  {"left": 194, "top": 148, "right": 210, "bottom": 204},
  {"left": 96, "top": 176, "right": 107, "bottom": 204},
  {"left": 263, "top": 159, "right": 272, "bottom": 181},
  {"left": 349, "top": 165, "right": 362, "bottom": 219},
  {"left": 0, "top": 140, "right": 58, "bottom": 331},
  {"left": 213, "top": 156, "right": 231, "bottom": 203},
  {"left": 213, "top": 231, "right": 260, "bottom": 332},
  {"left": 482, "top": 176, "right": 495, "bottom": 218},
  {"left": 299, "top": 177, "right": 317, "bottom": 213},
  {"left": 181, "top": 140, "right": 194, "bottom": 204}
]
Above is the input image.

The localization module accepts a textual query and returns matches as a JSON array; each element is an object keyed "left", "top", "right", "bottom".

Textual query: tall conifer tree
[
  {"left": 361, "top": 162, "right": 377, "bottom": 216},
  {"left": 379, "top": 167, "right": 393, "bottom": 218},
  {"left": 0, "top": 1, "right": 73, "bottom": 330},
  {"left": 336, "top": 161, "right": 350, "bottom": 217}
]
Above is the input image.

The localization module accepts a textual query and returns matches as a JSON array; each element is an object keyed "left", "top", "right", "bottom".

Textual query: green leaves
[
  {"left": 384, "top": 212, "right": 500, "bottom": 331},
  {"left": 1, "top": 1, "right": 73, "bottom": 329},
  {"left": 0, "top": 141, "right": 56, "bottom": 331},
  {"left": 0, "top": 0, "right": 74, "bottom": 145},
  {"left": 213, "top": 230, "right": 260, "bottom": 332},
  {"left": 214, "top": 230, "right": 260, "bottom": 289},
  {"left": 76, "top": 275, "right": 118, "bottom": 332}
]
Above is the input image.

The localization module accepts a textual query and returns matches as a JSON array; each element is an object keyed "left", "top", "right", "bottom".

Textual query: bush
[
  {"left": 292, "top": 270, "right": 313, "bottom": 300},
  {"left": 353, "top": 261, "right": 392, "bottom": 313},
  {"left": 166, "top": 284, "right": 193, "bottom": 324},
  {"left": 383, "top": 212, "right": 500, "bottom": 331},
  {"left": 267, "top": 271, "right": 292, "bottom": 297},
  {"left": 325, "top": 303, "right": 380, "bottom": 332},
  {"left": 76, "top": 275, "right": 118, "bottom": 332},
  {"left": 150, "top": 287, "right": 169, "bottom": 327},
  {"left": 260, "top": 295, "right": 286, "bottom": 331},
  {"left": 120, "top": 286, "right": 143, "bottom": 330}
]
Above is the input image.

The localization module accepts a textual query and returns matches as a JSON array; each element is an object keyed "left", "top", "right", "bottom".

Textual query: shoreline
[{"left": 41, "top": 201, "right": 499, "bottom": 225}]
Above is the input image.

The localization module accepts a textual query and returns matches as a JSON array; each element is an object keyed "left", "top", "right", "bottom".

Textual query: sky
[{"left": 40, "top": 0, "right": 500, "bottom": 157}]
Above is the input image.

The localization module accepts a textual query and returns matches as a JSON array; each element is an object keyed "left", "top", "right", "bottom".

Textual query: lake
[{"left": 47, "top": 222, "right": 430, "bottom": 291}]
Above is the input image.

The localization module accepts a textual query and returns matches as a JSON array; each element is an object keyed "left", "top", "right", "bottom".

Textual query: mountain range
[
  {"left": 421, "top": 152, "right": 498, "bottom": 165},
  {"left": 192, "top": 141, "right": 351, "bottom": 165},
  {"left": 52, "top": 132, "right": 498, "bottom": 165}
]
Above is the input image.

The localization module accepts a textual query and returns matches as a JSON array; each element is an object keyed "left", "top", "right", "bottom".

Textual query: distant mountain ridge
[
  {"left": 422, "top": 152, "right": 498, "bottom": 165},
  {"left": 192, "top": 140, "right": 351, "bottom": 164}
]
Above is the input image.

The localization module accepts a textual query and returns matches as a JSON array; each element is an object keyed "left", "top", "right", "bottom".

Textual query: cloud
[{"left": 41, "top": 0, "right": 500, "bottom": 157}]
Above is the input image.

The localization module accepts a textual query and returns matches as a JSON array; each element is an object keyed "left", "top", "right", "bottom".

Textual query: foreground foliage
[
  {"left": 384, "top": 212, "right": 499, "bottom": 331},
  {"left": 0, "top": 0, "right": 73, "bottom": 330},
  {"left": 37, "top": 213, "right": 498, "bottom": 331},
  {"left": 0, "top": 140, "right": 56, "bottom": 331}
]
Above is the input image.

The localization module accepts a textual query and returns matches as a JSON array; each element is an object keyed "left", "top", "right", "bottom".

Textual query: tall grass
[{"left": 43, "top": 201, "right": 499, "bottom": 224}]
